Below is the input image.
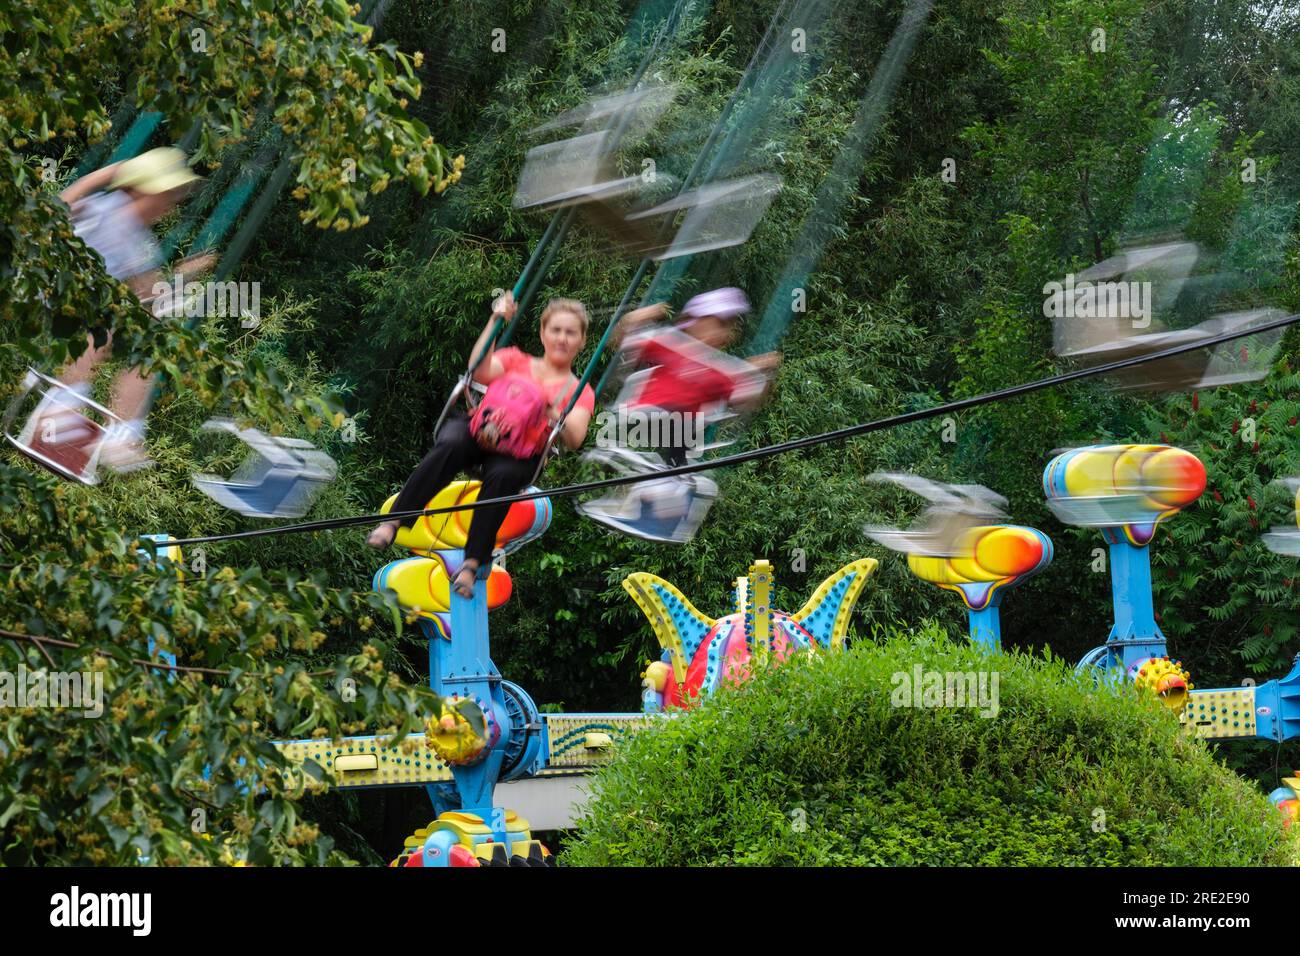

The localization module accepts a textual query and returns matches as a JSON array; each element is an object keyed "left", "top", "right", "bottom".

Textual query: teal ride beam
[
  {"left": 75, "top": 102, "right": 142, "bottom": 176},
  {"left": 640, "top": 0, "right": 827, "bottom": 309},
  {"left": 190, "top": 155, "right": 273, "bottom": 255},
  {"left": 748, "top": 0, "right": 935, "bottom": 356},
  {"left": 211, "top": 155, "right": 295, "bottom": 281},
  {"left": 107, "top": 111, "right": 164, "bottom": 165},
  {"left": 498, "top": 0, "right": 698, "bottom": 351},
  {"left": 159, "top": 142, "right": 270, "bottom": 262},
  {"left": 592, "top": 0, "right": 830, "bottom": 399}
]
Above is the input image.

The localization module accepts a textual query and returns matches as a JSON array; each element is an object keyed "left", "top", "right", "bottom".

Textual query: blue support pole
[
  {"left": 967, "top": 605, "right": 1001, "bottom": 651},
  {"left": 439, "top": 565, "right": 512, "bottom": 845},
  {"left": 1099, "top": 536, "right": 1168, "bottom": 671}
]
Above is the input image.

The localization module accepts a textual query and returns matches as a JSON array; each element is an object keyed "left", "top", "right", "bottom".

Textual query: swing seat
[
  {"left": 578, "top": 470, "right": 718, "bottom": 544},
  {"left": 515, "top": 131, "right": 661, "bottom": 211},
  {"left": 529, "top": 84, "right": 678, "bottom": 139},
  {"left": 461, "top": 380, "right": 489, "bottom": 480},
  {"left": 1050, "top": 233, "right": 1286, "bottom": 393},
  {"left": 579, "top": 442, "right": 721, "bottom": 544},
  {"left": 191, "top": 419, "right": 337, "bottom": 519},
  {"left": 625, "top": 173, "right": 782, "bottom": 261},
  {"left": 573, "top": 363, "right": 752, "bottom": 544},
  {"left": 569, "top": 174, "right": 780, "bottom": 262},
  {"left": 3, "top": 368, "right": 121, "bottom": 486},
  {"left": 1263, "top": 479, "right": 1300, "bottom": 557},
  {"left": 862, "top": 473, "right": 1009, "bottom": 558},
  {"left": 1061, "top": 314, "right": 1280, "bottom": 392}
]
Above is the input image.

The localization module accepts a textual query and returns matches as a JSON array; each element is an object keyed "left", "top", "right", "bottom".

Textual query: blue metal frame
[
  {"left": 1186, "top": 655, "right": 1300, "bottom": 742},
  {"left": 1081, "top": 535, "right": 1170, "bottom": 673},
  {"left": 1041, "top": 445, "right": 1300, "bottom": 743}
]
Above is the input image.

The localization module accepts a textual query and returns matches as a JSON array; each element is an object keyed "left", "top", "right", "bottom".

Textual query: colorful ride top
[
  {"left": 625, "top": 557, "right": 878, "bottom": 711},
  {"left": 1043, "top": 444, "right": 1204, "bottom": 689},
  {"left": 900, "top": 443, "right": 1300, "bottom": 752},
  {"left": 1269, "top": 775, "right": 1300, "bottom": 826},
  {"left": 905, "top": 525, "right": 1053, "bottom": 650}
]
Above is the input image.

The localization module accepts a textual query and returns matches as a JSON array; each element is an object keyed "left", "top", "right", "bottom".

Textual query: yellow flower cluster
[{"left": 434, "top": 156, "right": 465, "bottom": 195}]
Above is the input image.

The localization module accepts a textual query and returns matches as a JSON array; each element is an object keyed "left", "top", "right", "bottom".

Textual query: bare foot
[{"left": 367, "top": 520, "right": 399, "bottom": 549}]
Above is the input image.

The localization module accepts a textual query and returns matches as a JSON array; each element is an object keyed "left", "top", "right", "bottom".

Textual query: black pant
[
  {"left": 389, "top": 413, "right": 541, "bottom": 566},
  {"left": 646, "top": 408, "right": 692, "bottom": 467},
  {"left": 658, "top": 440, "right": 689, "bottom": 468}
]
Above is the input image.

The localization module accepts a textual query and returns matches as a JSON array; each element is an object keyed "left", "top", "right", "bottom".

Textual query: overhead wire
[{"left": 153, "top": 309, "right": 1300, "bottom": 548}]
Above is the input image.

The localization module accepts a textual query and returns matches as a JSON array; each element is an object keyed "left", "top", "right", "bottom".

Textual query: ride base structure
[
  {"left": 272, "top": 482, "right": 622, "bottom": 866},
  {"left": 907, "top": 442, "right": 1300, "bottom": 818},
  {"left": 145, "top": 441, "right": 1300, "bottom": 860},
  {"left": 263, "top": 479, "right": 882, "bottom": 865}
]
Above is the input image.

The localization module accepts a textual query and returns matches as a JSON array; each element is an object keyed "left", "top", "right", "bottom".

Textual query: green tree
[{"left": 0, "top": 0, "right": 460, "bottom": 865}]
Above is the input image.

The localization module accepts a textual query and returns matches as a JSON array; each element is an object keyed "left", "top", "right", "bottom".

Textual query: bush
[{"left": 562, "top": 623, "right": 1297, "bottom": 866}]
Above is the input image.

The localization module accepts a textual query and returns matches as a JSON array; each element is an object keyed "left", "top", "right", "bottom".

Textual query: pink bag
[{"left": 470, "top": 373, "right": 550, "bottom": 458}]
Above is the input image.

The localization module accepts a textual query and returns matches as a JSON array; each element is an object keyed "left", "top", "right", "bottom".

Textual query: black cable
[{"left": 157, "top": 312, "right": 1300, "bottom": 548}]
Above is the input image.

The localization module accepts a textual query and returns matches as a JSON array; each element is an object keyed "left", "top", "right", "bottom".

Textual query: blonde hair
[{"left": 539, "top": 298, "right": 589, "bottom": 336}]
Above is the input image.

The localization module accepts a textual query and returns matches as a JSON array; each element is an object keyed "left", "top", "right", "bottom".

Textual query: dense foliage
[
  {"left": 1, "top": 1, "right": 456, "bottom": 865},
  {"left": 563, "top": 626, "right": 1297, "bottom": 866}
]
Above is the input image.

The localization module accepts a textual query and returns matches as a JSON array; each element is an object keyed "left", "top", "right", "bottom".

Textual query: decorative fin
[
  {"left": 791, "top": 558, "right": 878, "bottom": 649},
  {"left": 622, "top": 572, "right": 717, "bottom": 685}
]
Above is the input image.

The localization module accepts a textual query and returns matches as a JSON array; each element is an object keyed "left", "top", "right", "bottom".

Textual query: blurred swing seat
[
  {"left": 577, "top": 450, "right": 718, "bottom": 544},
  {"left": 190, "top": 418, "right": 337, "bottom": 519},
  {"left": 514, "top": 129, "right": 778, "bottom": 260},
  {"left": 1050, "top": 236, "right": 1286, "bottom": 392},
  {"left": 576, "top": 369, "right": 735, "bottom": 543},
  {"left": 1061, "top": 308, "right": 1286, "bottom": 392},
  {"left": 3, "top": 368, "right": 123, "bottom": 486}
]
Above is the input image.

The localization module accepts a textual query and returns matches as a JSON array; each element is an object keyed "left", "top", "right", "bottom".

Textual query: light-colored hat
[
  {"left": 676, "top": 287, "right": 750, "bottom": 329},
  {"left": 110, "top": 147, "right": 202, "bottom": 195}
]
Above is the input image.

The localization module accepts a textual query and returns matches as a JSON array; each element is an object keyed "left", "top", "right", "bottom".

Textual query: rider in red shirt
[
  {"left": 616, "top": 287, "right": 776, "bottom": 465},
  {"left": 579, "top": 288, "right": 779, "bottom": 542}
]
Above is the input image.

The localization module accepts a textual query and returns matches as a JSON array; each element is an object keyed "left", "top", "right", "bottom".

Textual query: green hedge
[{"left": 562, "top": 625, "right": 1297, "bottom": 866}]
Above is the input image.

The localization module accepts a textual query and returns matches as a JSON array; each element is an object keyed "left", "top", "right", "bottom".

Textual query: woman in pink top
[{"left": 367, "top": 291, "right": 595, "bottom": 596}]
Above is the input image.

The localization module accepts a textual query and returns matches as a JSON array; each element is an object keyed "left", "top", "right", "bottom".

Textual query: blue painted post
[
  {"left": 136, "top": 534, "right": 180, "bottom": 679},
  {"left": 1102, "top": 535, "right": 1168, "bottom": 671},
  {"left": 967, "top": 605, "right": 1001, "bottom": 650},
  {"left": 441, "top": 564, "right": 511, "bottom": 845}
]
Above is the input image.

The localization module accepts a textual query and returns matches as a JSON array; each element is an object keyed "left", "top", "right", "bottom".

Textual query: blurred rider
[{"left": 29, "top": 147, "right": 212, "bottom": 472}]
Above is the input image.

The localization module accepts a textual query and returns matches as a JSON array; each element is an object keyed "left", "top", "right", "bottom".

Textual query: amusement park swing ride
[{"left": 8, "top": 0, "right": 1300, "bottom": 866}]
